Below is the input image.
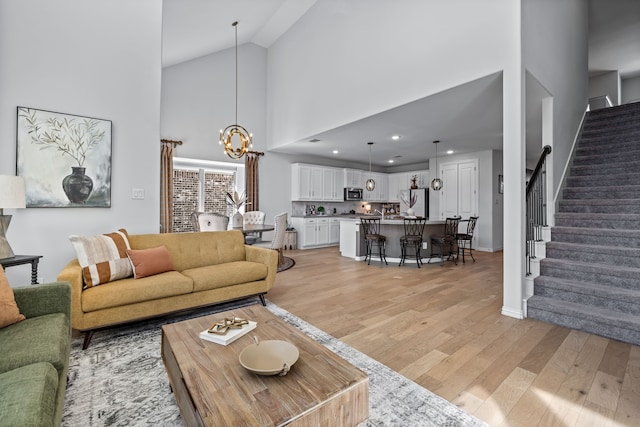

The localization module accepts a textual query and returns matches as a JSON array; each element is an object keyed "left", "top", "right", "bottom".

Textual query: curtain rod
[{"left": 161, "top": 139, "right": 183, "bottom": 146}]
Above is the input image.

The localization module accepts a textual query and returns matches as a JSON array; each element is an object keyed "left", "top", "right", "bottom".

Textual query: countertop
[{"left": 292, "top": 214, "right": 444, "bottom": 225}]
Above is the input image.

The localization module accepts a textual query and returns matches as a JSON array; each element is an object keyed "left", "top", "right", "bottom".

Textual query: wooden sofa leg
[
  {"left": 82, "top": 330, "right": 94, "bottom": 350},
  {"left": 259, "top": 294, "right": 266, "bottom": 306}
]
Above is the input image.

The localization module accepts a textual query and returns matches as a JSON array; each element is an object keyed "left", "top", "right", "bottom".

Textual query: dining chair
[
  {"left": 256, "top": 212, "right": 288, "bottom": 266},
  {"left": 192, "top": 211, "right": 229, "bottom": 232},
  {"left": 360, "top": 218, "right": 388, "bottom": 265},
  {"left": 399, "top": 217, "right": 426, "bottom": 268},
  {"left": 457, "top": 216, "right": 478, "bottom": 263},
  {"left": 427, "top": 216, "right": 461, "bottom": 266},
  {"left": 243, "top": 211, "right": 266, "bottom": 244}
]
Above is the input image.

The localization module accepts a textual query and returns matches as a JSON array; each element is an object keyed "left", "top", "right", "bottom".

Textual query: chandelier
[
  {"left": 431, "top": 140, "right": 443, "bottom": 191},
  {"left": 366, "top": 142, "right": 375, "bottom": 191},
  {"left": 219, "top": 21, "right": 252, "bottom": 159}
]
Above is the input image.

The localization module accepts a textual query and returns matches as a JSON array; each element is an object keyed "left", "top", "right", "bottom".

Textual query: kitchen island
[{"left": 339, "top": 216, "right": 446, "bottom": 264}]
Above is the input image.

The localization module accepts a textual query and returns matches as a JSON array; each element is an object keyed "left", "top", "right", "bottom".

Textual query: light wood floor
[{"left": 267, "top": 247, "right": 640, "bottom": 427}]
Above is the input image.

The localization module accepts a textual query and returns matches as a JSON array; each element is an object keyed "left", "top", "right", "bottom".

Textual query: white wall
[
  {"left": 266, "top": 0, "right": 514, "bottom": 148},
  {"left": 0, "top": 0, "right": 163, "bottom": 285},
  {"left": 589, "top": 71, "right": 621, "bottom": 106},
  {"left": 622, "top": 75, "right": 640, "bottom": 104},
  {"left": 161, "top": 43, "right": 267, "bottom": 163}
]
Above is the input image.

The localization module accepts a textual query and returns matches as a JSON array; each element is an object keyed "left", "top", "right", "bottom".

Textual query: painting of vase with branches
[{"left": 17, "top": 107, "right": 112, "bottom": 207}]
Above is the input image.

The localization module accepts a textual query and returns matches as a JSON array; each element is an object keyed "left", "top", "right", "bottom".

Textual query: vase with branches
[
  {"left": 400, "top": 192, "right": 418, "bottom": 216},
  {"left": 225, "top": 191, "right": 251, "bottom": 227}
]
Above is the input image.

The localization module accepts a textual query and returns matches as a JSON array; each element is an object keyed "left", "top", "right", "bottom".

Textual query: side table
[{"left": 0, "top": 255, "right": 43, "bottom": 284}]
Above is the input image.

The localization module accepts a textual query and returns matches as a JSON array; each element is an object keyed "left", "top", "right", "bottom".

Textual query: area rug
[
  {"left": 62, "top": 299, "right": 487, "bottom": 427},
  {"left": 277, "top": 256, "right": 295, "bottom": 272}
]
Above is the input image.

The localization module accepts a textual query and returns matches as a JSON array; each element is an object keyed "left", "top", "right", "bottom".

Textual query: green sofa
[{"left": 0, "top": 282, "right": 72, "bottom": 427}]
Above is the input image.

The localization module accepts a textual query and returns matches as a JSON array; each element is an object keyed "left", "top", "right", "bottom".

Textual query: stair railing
[{"left": 526, "top": 145, "right": 552, "bottom": 275}]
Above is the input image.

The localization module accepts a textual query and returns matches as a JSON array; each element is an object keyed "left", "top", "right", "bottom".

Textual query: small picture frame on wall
[
  {"left": 498, "top": 174, "right": 504, "bottom": 194},
  {"left": 16, "top": 107, "right": 112, "bottom": 207}
]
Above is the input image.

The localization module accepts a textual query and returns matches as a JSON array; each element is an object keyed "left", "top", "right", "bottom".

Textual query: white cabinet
[
  {"left": 363, "top": 172, "right": 388, "bottom": 202},
  {"left": 291, "top": 217, "right": 335, "bottom": 249},
  {"left": 292, "top": 164, "right": 343, "bottom": 201},
  {"left": 291, "top": 164, "right": 322, "bottom": 200},
  {"left": 322, "top": 168, "right": 344, "bottom": 201},
  {"left": 330, "top": 218, "right": 340, "bottom": 244},
  {"left": 344, "top": 169, "right": 363, "bottom": 188},
  {"left": 388, "top": 171, "right": 429, "bottom": 202}
]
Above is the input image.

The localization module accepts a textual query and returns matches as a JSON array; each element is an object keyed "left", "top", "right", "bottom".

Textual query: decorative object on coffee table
[
  {"left": 239, "top": 338, "right": 299, "bottom": 376},
  {"left": 17, "top": 107, "right": 112, "bottom": 207}
]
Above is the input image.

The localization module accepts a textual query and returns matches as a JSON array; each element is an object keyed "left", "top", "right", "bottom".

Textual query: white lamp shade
[{"left": 0, "top": 175, "right": 26, "bottom": 209}]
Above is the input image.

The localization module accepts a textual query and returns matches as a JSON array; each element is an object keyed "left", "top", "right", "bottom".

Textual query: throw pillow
[
  {"left": 126, "top": 245, "right": 176, "bottom": 279},
  {"left": 0, "top": 267, "right": 26, "bottom": 328},
  {"left": 69, "top": 229, "right": 133, "bottom": 288}
]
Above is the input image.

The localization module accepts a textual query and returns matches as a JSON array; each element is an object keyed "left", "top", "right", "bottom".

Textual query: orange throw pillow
[
  {"left": 126, "top": 245, "right": 176, "bottom": 279},
  {"left": 0, "top": 267, "right": 26, "bottom": 328}
]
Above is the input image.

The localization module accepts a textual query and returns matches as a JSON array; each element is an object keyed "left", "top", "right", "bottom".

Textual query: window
[{"left": 172, "top": 158, "right": 244, "bottom": 232}]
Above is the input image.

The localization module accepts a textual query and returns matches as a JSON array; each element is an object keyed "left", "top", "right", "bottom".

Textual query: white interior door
[
  {"left": 458, "top": 160, "right": 477, "bottom": 218},
  {"left": 439, "top": 159, "right": 478, "bottom": 219},
  {"left": 440, "top": 163, "right": 459, "bottom": 218}
]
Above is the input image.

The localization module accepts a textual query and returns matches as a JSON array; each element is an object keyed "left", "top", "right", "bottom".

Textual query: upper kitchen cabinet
[
  {"left": 363, "top": 172, "right": 388, "bottom": 202},
  {"left": 322, "top": 167, "right": 344, "bottom": 201},
  {"left": 388, "top": 171, "right": 428, "bottom": 202},
  {"left": 291, "top": 163, "right": 344, "bottom": 201},
  {"left": 344, "top": 169, "right": 364, "bottom": 189}
]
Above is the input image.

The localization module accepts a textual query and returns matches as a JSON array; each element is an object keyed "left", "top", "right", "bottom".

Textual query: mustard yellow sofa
[{"left": 57, "top": 230, "right": 278, "bottom": 349}]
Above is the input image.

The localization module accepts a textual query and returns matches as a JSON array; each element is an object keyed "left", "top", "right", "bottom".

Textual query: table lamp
[{"left": 0, "top": 175, "right": 26, "bottom": 259}]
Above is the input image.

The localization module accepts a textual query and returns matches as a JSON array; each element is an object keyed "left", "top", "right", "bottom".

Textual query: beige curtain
[
  {"left": 160, "top": 139, "right": 182, "bottom": 233},
  {"left": 245, "top": 152, "right": 262, "bottom": 211}
]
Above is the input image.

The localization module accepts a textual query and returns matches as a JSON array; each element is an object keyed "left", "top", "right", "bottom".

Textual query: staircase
[{"left": 527, "top": 101, "right": 640, "bottom": 346}]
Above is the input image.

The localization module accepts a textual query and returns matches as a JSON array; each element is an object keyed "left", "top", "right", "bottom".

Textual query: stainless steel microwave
[{"left": 344, "top": 187, "right": 363, "bottom": 201}]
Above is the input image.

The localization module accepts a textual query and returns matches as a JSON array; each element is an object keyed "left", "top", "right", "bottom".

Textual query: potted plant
[{"left": 19, "top": 107, "right": 106, "bottom": 204}]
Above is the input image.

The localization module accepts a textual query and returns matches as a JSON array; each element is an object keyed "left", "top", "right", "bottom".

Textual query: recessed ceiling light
[
  {"left": 391, "top": 135, "right": 400, "bottom": 140},
  {"left": 447, "top": 150, "right": 454, "bottom": 154},
  {"left": 332, "top": 150, "right": 339, "bottom": 154},
  {"left": 388, "top": 159, "right": 394, "bottom": 163}
]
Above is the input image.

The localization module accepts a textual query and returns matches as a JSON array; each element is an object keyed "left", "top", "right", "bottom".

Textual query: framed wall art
[{"left": 16, "top": 107, "right": 112, "bottom": 207}]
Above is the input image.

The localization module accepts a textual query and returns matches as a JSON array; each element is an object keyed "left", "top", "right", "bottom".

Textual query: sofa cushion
[
  {"left": 0, "top": 267, "right": 25, "bottom": 328},
  {"left": 182, "top": 261, "right": 268, "bottom": 292},
  {"left": 127, "top": 245, "right": 176, "bottom": 279},
  {"left": 0, "top": 362, "right": 59, "bottom": 427},
  {"left": 128, "top": 230, "right": 247, "bottom": 271},
  {"left": 81, "top": 271, "right": 194, "bottom": 312},
  {"left": 69, "top": 228, "right": 133, "bottom": 288},
  {"left": 0, "top": 313, "right": 70, "bottom": 377}
]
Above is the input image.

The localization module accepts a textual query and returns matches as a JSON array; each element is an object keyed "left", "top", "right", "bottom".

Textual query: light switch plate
[{"left": 132, "top": 188, "right": 145, "bottom": 199}]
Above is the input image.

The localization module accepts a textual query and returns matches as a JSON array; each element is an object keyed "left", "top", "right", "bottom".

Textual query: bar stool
[
  {"left": 457, "top": 216, "right": 478, "bottom": 263},
  {"left": 399, "top": 217, "right": 426, "bottom": 268},
  {"left": 360, "top": 218, "right": 388, "bottom": 265},
  {"left": 427, "top": 217, "right": 460, "bottom": 266}
]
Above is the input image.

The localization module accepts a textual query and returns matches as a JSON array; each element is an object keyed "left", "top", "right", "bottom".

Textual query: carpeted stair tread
[
  {"left": 575, "top": 140, "right": 640, "bottom": 155},
  {"left": 570, "top": 161, "right": 640, "bottom": 176},
  {"left": 540, "top": 258, "right": 640, "bottom": 290},
  {"left": 545, "top": 241, "right": 640, "bottom": 268},
  {"left": 554, "top": 212, "right": 640, "bottom": 229},
  {"left": 533, "top": 276, "right": 640, "bottom": 315},
  {"left": 558, "top": 199, "right": 640, "bottom": 214},
  {"left": 572, "top": 150, "right": 640, "bottom": 165},
  {"left": 551, "top": 226, "right": 640, "bottom": 248},
  {"left": 527, "top": 295, "right": 640, "bottom": 346},
  {"left": 563, "top": 185, "right": 640, "bottom": 200},
  {"left": 566, "top": 173, "right": 640, "bottom": 188}
]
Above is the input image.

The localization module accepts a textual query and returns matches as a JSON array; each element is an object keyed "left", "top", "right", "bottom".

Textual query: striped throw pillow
[{"left": 69, "top": 229, "right": 133, "bottom": 288}]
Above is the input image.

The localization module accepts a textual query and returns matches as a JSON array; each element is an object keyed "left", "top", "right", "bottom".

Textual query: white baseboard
[{"left": 501, "top": 306, "right": 524, "bottom": 319}]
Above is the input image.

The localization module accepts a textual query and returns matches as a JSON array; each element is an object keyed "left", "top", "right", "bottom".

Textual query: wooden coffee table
[{"left": 161, "top": 305, "right": 369, "bottom": 426}]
